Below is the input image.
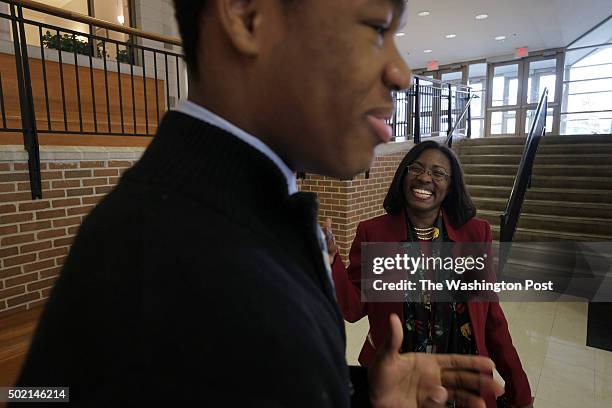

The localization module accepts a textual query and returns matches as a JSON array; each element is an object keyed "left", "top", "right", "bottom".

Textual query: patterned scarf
[{"left": 401, "top": 210, "right": 477, "bottom": 356}]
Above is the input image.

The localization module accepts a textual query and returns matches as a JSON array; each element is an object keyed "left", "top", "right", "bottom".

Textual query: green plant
[
  {"left": 41, "top": 30, "right": 92, "bottom": 56},
  {"left": 42, "top": 31, "right": 134, "bottom": 65},
  {"left": 117, "top": 48, "right": 132, "bottom": 64}
]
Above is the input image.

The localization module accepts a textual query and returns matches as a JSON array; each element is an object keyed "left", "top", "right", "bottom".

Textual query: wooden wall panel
[{"left": 0, "top": 51, "right": 165, "bottom": 137}]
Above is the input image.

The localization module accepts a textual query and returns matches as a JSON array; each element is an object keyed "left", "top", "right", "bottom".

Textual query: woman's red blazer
[{"left": 331, "top": 210, "right": 533, "bottom": 408}]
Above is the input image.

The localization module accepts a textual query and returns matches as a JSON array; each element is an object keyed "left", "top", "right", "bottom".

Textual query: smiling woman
[
  {"left": 329, "top": 140, "right": 535, "bottom": 408},
  {"left": 384, "top": 140, "right": 475, "bottom": 229}
]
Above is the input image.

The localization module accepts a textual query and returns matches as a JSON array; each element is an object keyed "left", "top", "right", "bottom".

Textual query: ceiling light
[
  {"left": 395, "top": 32, "right": 406, "bottom": 37},
  {"left": 445, "top": 34, "right": 457, "bottom": 39},
  {"left": 494, "top": 35, "right": 506, "bottom": 41},
  {"left": 424, "top": 49, "right": 432, "bottom": 53},
  {"left": 475, "top": 14, "right": 489, "bottom": 20},
  {"left": 418, "top": 11, "right": 430, "bottom": 17}
]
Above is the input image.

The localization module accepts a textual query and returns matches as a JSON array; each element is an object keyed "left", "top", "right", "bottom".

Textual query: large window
[{"left": 561, "top": 45, "right": 612, "bottom": 134}]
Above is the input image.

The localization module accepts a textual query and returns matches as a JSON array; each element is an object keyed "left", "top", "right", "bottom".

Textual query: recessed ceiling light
[
  {"left": 445, "top": 34, "right": 457, "bottom": 39},
  {"left": 418, "top": 11, "right": 430, "bottom": 17},
  {"left": 495, "top": 35, "right": 506, "bottom": 41},
  {"left": 424, "top": 49, "right": 433, "bottom": 53},
  {"left": 395, "top": 32, "right": 406, "bottom": 37},
  {"left": 475, "top": 14, "right": 489, "bottom": 20}
]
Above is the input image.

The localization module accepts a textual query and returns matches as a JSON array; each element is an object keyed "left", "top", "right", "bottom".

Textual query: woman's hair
[{"left": 382, "top": 140, "right": 476, "bottom": 229}]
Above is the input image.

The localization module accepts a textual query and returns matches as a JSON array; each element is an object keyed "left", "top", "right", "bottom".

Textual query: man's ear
[{"left": 214, "top": 0, "right": 262, "bottom": 56}]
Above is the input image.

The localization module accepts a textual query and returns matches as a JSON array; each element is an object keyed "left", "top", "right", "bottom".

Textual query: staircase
[
  {"left": 455, "top": 134, "right": 612, "bottom": 242},
  {"left": 455, "top": 135, "right": 612, "bottom": 295}
]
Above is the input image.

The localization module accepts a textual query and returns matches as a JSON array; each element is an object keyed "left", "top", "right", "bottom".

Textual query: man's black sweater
[{"left": 15, "top": 111, "right": 370, "bottom": 406}]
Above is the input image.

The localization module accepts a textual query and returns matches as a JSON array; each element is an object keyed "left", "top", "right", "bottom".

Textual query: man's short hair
[
  {"left": 172, "top": 0, "right": 298, "bottom": 77},
  {"left": 172, "top": 0, "right": 207, "bottom": 77}
]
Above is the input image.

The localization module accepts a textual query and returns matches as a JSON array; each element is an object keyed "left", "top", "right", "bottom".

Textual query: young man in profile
[{"left": 16, "top": 1, "right": 502, "bottom": 406}]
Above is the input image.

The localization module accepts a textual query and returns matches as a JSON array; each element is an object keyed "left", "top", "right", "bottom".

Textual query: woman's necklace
[{"left": 412, "top": 225, "right": 436, "bottom": 240}]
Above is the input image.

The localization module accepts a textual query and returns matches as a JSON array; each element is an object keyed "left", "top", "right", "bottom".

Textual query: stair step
[
  {"left": 456, "top": 134, "right": 612, "bottom": 245},
  {"left": 462, "top": 164, "right": 612, "bottom": 177},
  {"left": 467, "top": 185, "right": 513, "bottom": 199},
  {"left": 495, "top": 242, "right": 611, "bottom": 274},
  {"left": 495, "top": 241, "right": 589, "bottom": 259},
  {"left": 473, "top": 197, "right": 612, "bottom": 219},
  {"left": 498, "top": 262, "right": 604, "bottom": 299},
  {"left": 458, "top": 137, "right": 527, "bottom": 146},
  {"left": 464, "top": 175, "right": 612, "bottom": 190},
  {"left": 502, "top": 258, "right": 599, "bottom": 279},
  {"left": 460, "top": 155, "right": 519, "bottom": 165},
  {"left": 459, "top": 154, "right": 611, "bottom": 165},
  {"left": 481, "top": 210, "right": 612, "bottom": 236},
  {"left": 459, "top": 134, "right": 612, "bottom": 146},
  {"left": 490, "top": 224, "right": 612, "bottom": 241},
  {"left": 467, "top": 185, "right": 612, "bottom": 203},
  {"left": 459, "top": 143, "right": 612, "bottom": 156}
]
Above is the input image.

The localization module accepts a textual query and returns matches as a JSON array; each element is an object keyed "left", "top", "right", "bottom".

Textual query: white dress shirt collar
[{"left": 174, "top": 100, "right": 298, "bottom": 195}]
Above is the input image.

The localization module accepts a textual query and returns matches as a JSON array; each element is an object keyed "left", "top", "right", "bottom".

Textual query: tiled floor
[{"left": 345, "top": 300, "right": 612, "bottom": 408}]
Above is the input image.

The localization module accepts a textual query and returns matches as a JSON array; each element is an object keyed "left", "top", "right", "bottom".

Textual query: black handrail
[
  {"left": 445, "top": 94, "right": 477, "bottom": 148},
  {"left": 10, "top": 2, "right": 42, "bottom": 199},
  {"left": 498, "top": 88, "right": 549, "bottom": 274}
]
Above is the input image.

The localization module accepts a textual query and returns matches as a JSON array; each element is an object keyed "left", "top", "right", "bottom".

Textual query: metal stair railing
[{"left": 498, "top": 88, "right": 549, "bottom": 274}]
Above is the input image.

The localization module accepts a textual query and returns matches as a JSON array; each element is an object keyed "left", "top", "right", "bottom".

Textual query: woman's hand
[{"left": 322, "top": 217, "right": 338, "bottom": 263}]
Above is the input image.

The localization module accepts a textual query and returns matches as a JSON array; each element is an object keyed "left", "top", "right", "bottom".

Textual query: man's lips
[{"left": 366, "top": 113, "right": 393, "bottom": 143}]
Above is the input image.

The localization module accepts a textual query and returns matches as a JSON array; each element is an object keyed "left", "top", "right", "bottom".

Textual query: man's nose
[{"left": 384, "top": 46, "right": 412, "bottom": 91}]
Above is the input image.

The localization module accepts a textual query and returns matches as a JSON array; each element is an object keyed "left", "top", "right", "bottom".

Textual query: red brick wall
[
  {"left": 299, "top": 148, "right": 410, "bottom": 262},
  {"left": 0, "top": 147, "right": 142, "bottom": 317}
]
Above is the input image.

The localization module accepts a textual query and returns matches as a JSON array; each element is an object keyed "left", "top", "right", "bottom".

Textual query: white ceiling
[{"left": 398, "top": 0, "right": 612, "bottom": 70}]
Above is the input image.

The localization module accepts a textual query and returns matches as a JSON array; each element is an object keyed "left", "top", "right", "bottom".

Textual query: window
[
  {"left": 441, "top": 71, "right": 462, "bottom": 85},
  {"left": 525, "top": 108, "right": 554, "bottom": 134},
  {"left": 468, "top": 63, "right": 487, "bottom": 138},
  {"left": 491, "top": 111, "right": 516, "bottom": 135},
  {"left": 19, "top": 0, "right": 133, "bottom": 47},
  {"left": 492, "top": 64, "right": 519, "bottom": 107},
  {"left": 527, "top": 59, "right": 557, "bottom": 103},
  {"left": 562, "top": 45, "right": 612, "bottom": 134}
]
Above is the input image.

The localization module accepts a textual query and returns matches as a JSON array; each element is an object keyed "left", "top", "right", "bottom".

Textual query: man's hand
[
  {"left": 369, "top": 314, "right": 504, "bottom": 408},
  {"left": 322, "top": 217, "right": 338, "bottom": 264}
]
